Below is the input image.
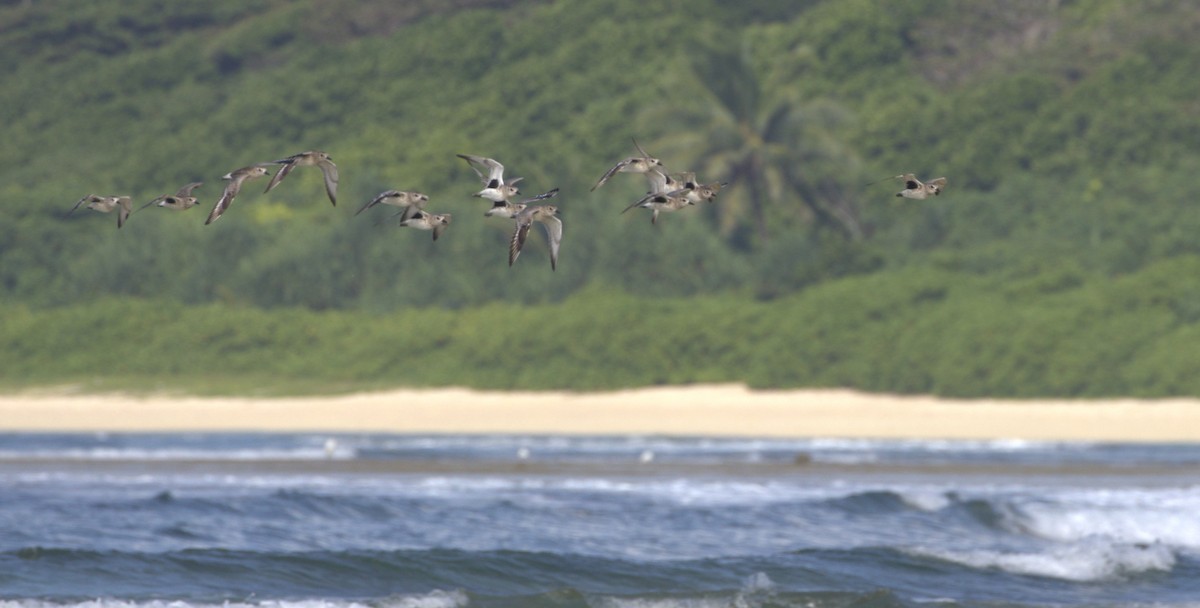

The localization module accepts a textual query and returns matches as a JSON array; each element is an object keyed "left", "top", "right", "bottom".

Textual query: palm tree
[{"left": 643, "top": 40, "right": 865, "bottom": 246}]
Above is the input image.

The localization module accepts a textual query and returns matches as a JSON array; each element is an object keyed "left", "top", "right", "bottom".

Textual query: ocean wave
[
  {"left": 1001, "top": 489, "right": 1200, "bottom": 550},
  {"left": 818, "top": 488, "right": 956, "bottom": 515},
  {"left": 906, "top": 540, "right": 1176, "bottom": 582}
]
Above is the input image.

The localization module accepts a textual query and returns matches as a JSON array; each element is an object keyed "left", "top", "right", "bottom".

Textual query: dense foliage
[{"left": 2, "top": 0, "right": 1198, "bottom": 396}]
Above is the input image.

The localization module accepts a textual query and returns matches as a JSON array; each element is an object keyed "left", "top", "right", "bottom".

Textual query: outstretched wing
[
  {"left": 591, "top": 159, "right": 630, "bottom": 191},
  {"left": 521, "top": 188, "right": 559, "bottom": 204},
  {"left": 116, "top": 197, "right": 132, "bottom": 229},
  {"left": 206, "top": 181, "right": 241, "bottom": 225},
  {"left": 318, "top": 157, "right": 338, "bottom": 206},
  {"left": 175, "top": 182, "right": 204, "bottom": 197},
  {"left": 927, "top": 177, "right": 947, "bottom": 188},
  {"left": 509, "top": 219, "right": 532, "bottom": 266},
  {"left": 540, "top": 215, "right": 562, "bottom": 271},
  {"left": 137, "top": 195, "right": 167, "bottom": 213},
  {"left": 456, "top": 154, "right": 486, "bottom": 181},
  {"left": 457, "top": 154, "right": 504, "bottom": 187},
  {"left": 263, "top": 160, "right": 296, "bottom": 194},
  {"left": 356, "top": 190, "right": 398, "bottom": 216},
  {"left": 67, "top": 194, "right": 98, "bottom": 216},
  {"left": 621, "top": 191, "right": 657, "bottom": 214},
  {"left": 632, "top": 137, "right": 650, "bottom": 159}
]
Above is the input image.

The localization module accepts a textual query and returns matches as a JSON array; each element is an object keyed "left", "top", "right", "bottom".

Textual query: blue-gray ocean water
[{"left": 1, "top": 433, "right": 1199, "bottom": 608}]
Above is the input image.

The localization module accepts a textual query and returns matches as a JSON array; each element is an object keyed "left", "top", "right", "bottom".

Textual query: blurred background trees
[{"left": 4, "top": 0, "right": 1200, "bottom": 395}]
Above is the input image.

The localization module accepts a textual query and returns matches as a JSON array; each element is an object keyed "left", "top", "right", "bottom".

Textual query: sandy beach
[{"left": 0, "top": 384, "right": 1198, "bottom": 441}]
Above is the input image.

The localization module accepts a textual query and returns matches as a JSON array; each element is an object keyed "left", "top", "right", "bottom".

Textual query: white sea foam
[
  {"left": 411, "top": 476, "right": 844, "bottom": 506},
  {"left": 589, "top": 596, "right": 737, "bottom": 608},
  {"left": 1004, "top": 488, "right": 1200, "bottom": 550},
  {"left": 896, "top": 489, "right": 953, "bottom": 511},
  {"left": 909, "top": 539, "right": 1176, "bottom": 582},
  {"left": 376, "top": 590, "right": 470, "bottom": 608}
]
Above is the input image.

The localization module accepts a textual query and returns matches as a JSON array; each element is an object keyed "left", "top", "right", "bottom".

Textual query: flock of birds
[{"left": 66, "top": 140, "right": 947, "bottom": 271}]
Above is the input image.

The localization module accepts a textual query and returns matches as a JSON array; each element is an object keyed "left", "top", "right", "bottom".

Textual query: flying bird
[
  {"left": 485, "top": 187, "right": 559, "bottom": 218},
  {"left": 682, "top": 180, "right": 728, "bottom": 205},
  {"left": 356, "top": 190, "right": 429, "bottom": 220},
  {"left": 68, "top": 195, "right": 133, "bottom": 228},
  {"left": 592, "top": 138, "right": 663, "bottom": 191},
  {"left": 263, "top": 150, "right": 339, "bottom": 206},
  {"left": 137, "top": 182, "right": 204, "bottom": 213},
  {"left": 621, "top": 188, "right": 694, "bottom": 224},
  {"left": 887, "top": 174, "right": 947, "bottom": 200},
  {"left": 509, "top": 204, "right": 562, "bottom": 271},
  {"left": 205, "top": 165, "right": 272, "bottom": 225},
  {"left": 457, "top": 154, "right": 522, "bottom": 202},
  {"left": 398, "top": 210, "right": 452, "bottom": 241}
]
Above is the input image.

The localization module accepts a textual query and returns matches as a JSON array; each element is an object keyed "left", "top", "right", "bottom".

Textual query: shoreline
[{"left": 2, "top": 384, "right": 1199, "bottom": 441}]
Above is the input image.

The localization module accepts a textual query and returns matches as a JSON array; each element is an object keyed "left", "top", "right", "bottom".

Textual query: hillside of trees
[{"left": 2, "top": 0, "right": 1199, "bottom": 397}]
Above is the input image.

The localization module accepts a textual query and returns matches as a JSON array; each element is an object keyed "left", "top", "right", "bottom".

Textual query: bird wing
[
  {"left": 263, "top": 160, "right": 296, "bottom": 193},
  {"left": 591, "top": 160, "right": 629, "bottom": 191},
  {"left": 927, "top": 177, "right": 947, "bottom": 188},
  {"left": 316, "top": 158, "right": 339, "bottom": 206},
  {"left": 540, "top": 215, "right": 562, "bottom": 271},
  {"left": 175, "top": 182, "right": 204, "bottom": 197},
  {"left": 521, "top": 188, "right": 559, "bottom": 204},
  {"left": 672, "top": 171, "right": 698, "bottom": 189},
  {"left": 356, "top": 190, "right": 398, "bottom": 216},
  {"left": 645, "top": 169, "right": 670, "bottom": 194},
  {"left": 632, "top": 137, "right": 650, "bottom": 159},
  {"left": 621, "top": 191, "right": 657, "bottom": 214},
  {"left": 456, "top": 154, "right": 486, "bottom": 182},
  {"left": 206, "top": 181, "right": 241, "bottom": 225},
  {"left": 137, "top": 195, "right": 167, "bottom": 213},
  {"left": 457, "top": 155, "right": 504, "bottom": 186},
  {"left": 399, "top": 203, "right": 421, "bottom": 222},
  {"left": 481, "top": 157, "right": 504, "bottom": 184},
  {"left": 509, "top": 218, "right": 532, "bottom": 266},
  {"left": 116, "top": 197, "right": 132, "bottom": 229},
  {"left": 67, "top": 194, "right": 98, "bottom": 216}
]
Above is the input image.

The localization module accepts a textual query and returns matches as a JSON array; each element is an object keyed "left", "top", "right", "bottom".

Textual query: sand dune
[{"left": 2, "top": 384, "right": 1198, "bottom": 441}]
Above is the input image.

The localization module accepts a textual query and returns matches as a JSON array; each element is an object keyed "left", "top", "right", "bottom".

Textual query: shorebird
[
  {"left": 68, "top": 195, "right": 133, "bottom": 228},
  {"left": 137, "top": 182, "right": 204, "bottom": 213},
  {"left": 485, "top": 187, "right": 559, "bottom": 218},
  {"left": 263, "top": 150, "right": 339, "bottom": 206},
  {"left": 682, "top": 180, "right": 728, "bottom": 205},
  {"left": 355, "top": 190, "right": 429, "bottom": 220},
  {"left": 510, "top": 204, "right": 562, "bottom": 271},
  {"left": 205, "top": 165, "right": 272, "bottom": 225},
  {"left": 591, "top": 139, "right": 663, "bottom": 191},
  {"left": 398, "top": 210, "right": 452, "bottom": 241},
  {"left": 457, "top": 154, "right": 522, "bottom": 202},
  {"left": 621, "top": 188, "right": 694, "bottom": 224},
  {"left": 890, "top": 174, "right": 947, "bottom": 200}
]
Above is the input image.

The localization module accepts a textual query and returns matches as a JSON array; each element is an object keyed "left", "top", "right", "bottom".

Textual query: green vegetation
[{"left": 2, "top": 0, "right": 1199, "bottom": 397}]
